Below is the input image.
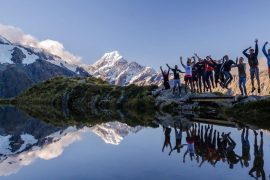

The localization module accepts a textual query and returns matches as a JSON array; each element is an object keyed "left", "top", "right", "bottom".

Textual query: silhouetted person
[
  {"left": 162, "top": 127, "right": 172, "bottom": 153},
  {"left": 210, "top": 59, "right": 224, "bottom": 88},
  {"left": 160, "top": 66, "right": 170, "bottom": 90},
  {"left": 249, "top": 131, "right": 265, "bottom": 180},
  {"left": 194, "top": 54, "right": 207, "bottom": 93}
]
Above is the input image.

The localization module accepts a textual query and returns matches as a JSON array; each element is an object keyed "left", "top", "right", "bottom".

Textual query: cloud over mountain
[{"left": 0, "top": 24, "right": 82, "bottom": 65}]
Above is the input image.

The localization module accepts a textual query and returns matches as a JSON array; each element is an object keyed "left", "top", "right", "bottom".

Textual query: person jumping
[
  {"left": 180, "top": 56, "right": 195, "bottom": 93},
  {"left": 166, "top": 63, "right": 185, "bottom": 95},
  {"left": 211, "top": 59, "right": 224, "bottom": 88},
  {"left": 235, "top": 57, "right": 247, "bottom": 96},
  {"left": 205, "top": 56, "right": 216, "bottom": 90},
  {"left": 160, "top": 66, "right": 170, "bottom": 90},
  {"left": 243, "top": 39, "right": 260, "bottom": 95},
  {"left": 262, "top": 41, "right": 270, "bottom": 79},
  {"left": 221, "top": 55, "right": 236, "bottom": 90},
  {"left": 191, "top": 56, "right": 199, "bottom": 93},
  {"left": 194, "top": 53, "right": 207, "bottom": 93}
]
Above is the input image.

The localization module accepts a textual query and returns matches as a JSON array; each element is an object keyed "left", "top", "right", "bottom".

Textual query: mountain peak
[
  {"left": 0, "top": 35, "right": 11, "bottom": 45},
  {"left": 87, "top": 51, "right": 163, "bottom": 86},
  {"left": 93, "top": 51, "right": 126, "bottom": 68},
  {"left": 102, "top": 51, "right": 122, "bottom": 61}
]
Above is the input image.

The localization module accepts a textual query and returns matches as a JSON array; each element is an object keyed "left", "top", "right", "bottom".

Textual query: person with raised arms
[
  {"left": 166, "top": 63, "right": 185, "bottom": 95},
  {"left": 191, "top": 56, "right": 199, "bottom": 93},
  {"left": 180, "top": 56, "right": 195, "bottom": 93},
  {"left": 262, "top": 41, "right": 270, "bottom": 79},
  {"left": 243, "top": 39, "right": 260, "bottom": 95},
  {"left": 205, "top": 56, "right": 216, "bottom": 90},
  {"left": 194, "top": 53, "right": 207, "bottom": 93},
  {"left": 211, "top": 59, "right": 224, "bottom": 88},
  {"left": 160, "top": 66, "right": 170, "bottom": 90}
]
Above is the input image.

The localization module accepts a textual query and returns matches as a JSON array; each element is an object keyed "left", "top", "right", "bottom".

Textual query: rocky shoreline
[{"left": 0, "top": 76, "right": 269, "bottom": 129}]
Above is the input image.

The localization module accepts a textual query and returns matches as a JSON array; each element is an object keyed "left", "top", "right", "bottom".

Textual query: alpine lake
[{"left": 0, "top": 105, "right": 269, "bottom": 180}]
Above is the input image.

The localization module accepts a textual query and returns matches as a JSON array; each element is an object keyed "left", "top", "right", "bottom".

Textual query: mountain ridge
[
  {"left": 87, "top": 51, "right": 162, "bottom": 86},
  {"left": 0, "top": 35, "right": 90, "bottom": 98}
]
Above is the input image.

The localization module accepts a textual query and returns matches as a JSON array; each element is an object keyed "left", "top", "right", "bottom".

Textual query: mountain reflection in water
[{"left": 0, "top": 106, "right": 269, "bottom": 180}]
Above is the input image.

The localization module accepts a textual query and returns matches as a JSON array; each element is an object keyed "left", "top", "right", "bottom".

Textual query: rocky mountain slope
[
  {"left": 0, "top": 35, "right": 89, "bottom": 98},
  {"left": 87, "top": 51, "right": 162, "bottom": 86}
]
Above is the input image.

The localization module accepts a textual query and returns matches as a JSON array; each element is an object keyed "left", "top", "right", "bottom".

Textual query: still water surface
[{"left": 0, "top": 106, "right": 269, "bottom": 180}]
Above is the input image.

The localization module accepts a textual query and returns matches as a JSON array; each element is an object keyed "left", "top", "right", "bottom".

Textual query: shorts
[
  {"left": 184, "top": 75, "right": 192, "bottom": 82},
  {"left": 250, "top": 67, "right": 259, "bottom": 80}
]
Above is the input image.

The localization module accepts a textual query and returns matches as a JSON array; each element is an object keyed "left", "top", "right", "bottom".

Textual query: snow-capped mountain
[
  {"left": 0, "top": 35, "right": 89, "bottom": 97},
  {"left": 91, "top": 121, "right": 142, "bottom": 145},
  {"left": 87, "top": 51, "right": 162, "bottom": 86}
]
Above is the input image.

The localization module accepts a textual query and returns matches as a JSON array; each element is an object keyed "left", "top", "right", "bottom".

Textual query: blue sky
[{"left": 0, "top": 0, "right": 270, "bottom": 69}]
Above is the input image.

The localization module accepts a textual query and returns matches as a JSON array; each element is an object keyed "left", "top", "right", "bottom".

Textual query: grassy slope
[{"left": 14, "top": 76, "right": 157, "bottom": 112}]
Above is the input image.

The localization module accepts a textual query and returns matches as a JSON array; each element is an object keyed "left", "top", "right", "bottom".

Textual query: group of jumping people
[
  {"left": 162, "top": 123, "right": 265, "bottom": 179},
  {"left": 160, "top": 40, "right": 270, "bottom": 96}
]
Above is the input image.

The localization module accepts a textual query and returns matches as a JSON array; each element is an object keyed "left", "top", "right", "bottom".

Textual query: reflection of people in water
[
  {"left": 183, "top": 125, "right": 195, "bottom": 162},
  {"left": 165, "top": 122, "right": 267, "bottom": 179},
  {"left": 162, "top": 127, "right": 172, "bottom": 152},
  {"left": 207, "top": 126, "right": 217, "bottom": 165},
  {"left": 241, "top": 127, "right": 250, "bottom": 167},
  {"left": 199, "top": 125, "right": 218, "bottom": 167},
  {"left": 249, "top": 131, "right": 265, "bottom": 180},
  {"left": 194, "top": 124, "right": 202, "bottom": 163},
  {"left": 169, "top": 122, "right": 184, "bottom": 155},
  {"left": 226, "top": 133, "right": 243, "bottom": 169},
  {"left": 214, "top": 132, "right": 227, "bottom": 166}
]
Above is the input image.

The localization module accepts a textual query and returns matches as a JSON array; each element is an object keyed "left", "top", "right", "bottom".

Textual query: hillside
[
  {"left": 0, "top": 35, "right": 89, "bottom": 98},
  {"left": 13, "top": 76, "right": 157, "bottom": 112}
]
